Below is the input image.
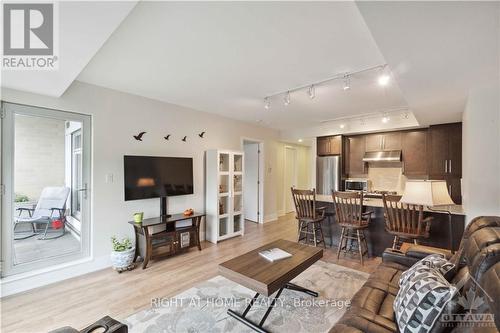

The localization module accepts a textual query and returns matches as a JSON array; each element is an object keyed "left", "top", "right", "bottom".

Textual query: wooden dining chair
[
  {"left": 382, "top": 194, "right": 433, "bottom": 249},
  {"left": 291, "top": 188, "right": 326, "bottom": 248},
  {"left": 332, "top": 191, "right": 372, "bottom": 265}
]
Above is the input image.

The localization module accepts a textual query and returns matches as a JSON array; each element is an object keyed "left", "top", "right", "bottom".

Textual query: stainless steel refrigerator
[{"left": 316, "top": 156, "right": 340, "bottom": 195}]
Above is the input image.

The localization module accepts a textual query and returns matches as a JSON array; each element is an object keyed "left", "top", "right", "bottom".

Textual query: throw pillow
[
  {"left": 400, "top": 254, "right": 456, "bottom": 286},
  {"left": 394, "top": 263, "right": 458, "bottom": 333}
]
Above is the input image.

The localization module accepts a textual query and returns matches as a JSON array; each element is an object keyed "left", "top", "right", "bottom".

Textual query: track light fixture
[
  {"left": 283, "top": 91, "right": 291, "bottom": 106},
  {"left": 308, "top": 85, "right": 315, "bottom": 99},
  {"left": 343, "top": 74, "right": 351, "bottom": 91},
  {"left": 264, "top": 97, "right": 270, "bottom": 110},
  {"left": 382, "top": 112, "right": 390, "bottom": 123},
  {"left": 262, "top": 64, "right": 390, "bottom": 109}
]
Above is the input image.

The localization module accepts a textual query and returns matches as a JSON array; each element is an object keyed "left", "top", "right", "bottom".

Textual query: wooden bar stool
[
  {"left": 291, "top": 188, "right": 326, "bottom": 248},
  {"left": 382, "top": 194, "right": 433, "bottom": 249},
  {"left": 332, "top": 191, "right": 372, "bottom": 265}
]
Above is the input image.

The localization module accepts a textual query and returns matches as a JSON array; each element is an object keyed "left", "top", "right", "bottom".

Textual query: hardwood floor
[{"left": 0, "top": 213, "right": 381, "bottom": 333}]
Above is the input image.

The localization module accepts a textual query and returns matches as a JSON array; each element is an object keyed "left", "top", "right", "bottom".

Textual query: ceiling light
[
  {"left": 284, "top": 91, "right": 291, "bottom": 106},
  {"left": 382, "top": 112, "right": 390, "bottom": 123},
  {"left": 298, "top": 139, "right": 303, "bottom": 143},
  {"left": 308, "top": 85, "right": 315, "bottom": 99},
  {"left": 264, "top": 97, "right": 270, "bottom": 110},
  {"left": 343, "top": 74, "right": 351, "bottom": 91},
  {"left": 378, "top": 74, "right": 390, "bottom": 86},
  {"left": 339, "top": 124, "right": 345, "bottom": 129}
]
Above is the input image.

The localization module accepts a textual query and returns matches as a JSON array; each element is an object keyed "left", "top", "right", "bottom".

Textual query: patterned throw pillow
[
  {"left": 400, "top": 254, "right": 456, "bottom": 286},
  {"left": 394, "top": 260, "right": 458, "bottom": 333}
]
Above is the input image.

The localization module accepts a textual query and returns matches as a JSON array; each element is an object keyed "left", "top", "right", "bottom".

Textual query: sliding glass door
[{"left": 1, "top": 102, "right": 91, "bottom": 276}]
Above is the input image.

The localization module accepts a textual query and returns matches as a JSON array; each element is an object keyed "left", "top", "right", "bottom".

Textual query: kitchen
[{"left": 314, "top": 122, "right": 465, "bottom": 256}]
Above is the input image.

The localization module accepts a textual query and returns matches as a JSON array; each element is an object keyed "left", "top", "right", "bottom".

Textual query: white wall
[
  {"left": 462, "top": 85, "right": 500, "bottom": 221},
  {"left": 1, "top": 81, "right": 284, "bottom": 295}
]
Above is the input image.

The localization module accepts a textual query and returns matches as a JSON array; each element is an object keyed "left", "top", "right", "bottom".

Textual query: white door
[
  {"left": 243, "top": 142, "right": 259, "bottom": 222},
  {"left": 284, "top": 146, "right": 297, "bottom": 213},
  {"left": 1, "top": 102, "right": 91, "bottom": 276}
]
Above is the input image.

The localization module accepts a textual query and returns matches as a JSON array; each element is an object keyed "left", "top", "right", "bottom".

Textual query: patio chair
[{"left": 14, "top": 186, "right": 70, "bottom": 240}]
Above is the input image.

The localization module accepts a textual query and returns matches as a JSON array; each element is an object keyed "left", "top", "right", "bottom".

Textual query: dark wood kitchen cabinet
[
  {"left": 317, "top": 135, "right": 342, "bottom": 156},
  {"left": 346, "top": 135, "right": 366, "bottom": 175},
  {"left": 365, "top": 132, "right": 401, "bottom": 151},
  {"left": 428, "top": 122, "right": 462, "bottom": 204},
  {"left": 428, "top": 123, "right": 462, "bottom": 177},
  {"left": 402, "top": 129, "right": 428, "bottom": 176}
]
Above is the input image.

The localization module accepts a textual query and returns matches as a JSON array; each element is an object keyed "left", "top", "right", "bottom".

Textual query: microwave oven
[{"left": 345, "top": 179, "right": 372, "bottom": 192}]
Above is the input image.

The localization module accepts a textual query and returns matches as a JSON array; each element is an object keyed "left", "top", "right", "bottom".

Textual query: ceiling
[
  {"left": 2, "top": 2, "right": 498, "bottom": 133},
  {"left": 1, "top": 1, "right": 137, "bottom": 97},
  {"left": 76, "top": 1, "right": 409, "bottom": 131}
]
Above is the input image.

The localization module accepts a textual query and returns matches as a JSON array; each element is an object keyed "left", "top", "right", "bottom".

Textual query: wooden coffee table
[{"left": 219, "top": 239, "right": 323, "bottom": 333}]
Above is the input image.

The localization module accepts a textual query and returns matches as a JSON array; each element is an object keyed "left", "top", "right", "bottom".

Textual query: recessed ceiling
[
  {"left": 77, "top": 1, "right": 409, "bottom": 130},
  {"left": 1, "top": 1, "right": 137, "bottom": 97}
]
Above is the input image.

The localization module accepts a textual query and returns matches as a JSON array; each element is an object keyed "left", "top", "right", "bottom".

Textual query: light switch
[{"left": 105, "top": 174, "right": 114, "bottom": 183}]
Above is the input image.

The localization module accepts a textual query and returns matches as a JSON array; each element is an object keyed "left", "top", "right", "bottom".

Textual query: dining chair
[
  {"left": 291, "top": 188, "right": 326, "bottom": 248},
  {"left": 332, "top": 191, "right": 372, "bottom": 265}
]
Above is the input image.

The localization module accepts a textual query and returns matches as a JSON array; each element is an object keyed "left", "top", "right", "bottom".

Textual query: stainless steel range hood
[{"left": 362, "top": 150, "right": 401, "bottom": 162}]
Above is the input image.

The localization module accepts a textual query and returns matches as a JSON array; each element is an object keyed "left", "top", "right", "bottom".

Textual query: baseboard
[
  {"left": 0, "top": 255, "right": 111, "bottom": 297},
  {"left": 264, "top": 213, "right": 278, "bottom": 223},
  {"left": 277, "top": 209, "right": 285, "bottom": 217}
]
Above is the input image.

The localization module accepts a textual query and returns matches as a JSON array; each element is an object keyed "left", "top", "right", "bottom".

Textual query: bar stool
[
  {"left": 332, "top": 191, "right": 372, "bottom": 265},
  {"left": 291, "top": 188, "right": 326, "bottom": 248}
]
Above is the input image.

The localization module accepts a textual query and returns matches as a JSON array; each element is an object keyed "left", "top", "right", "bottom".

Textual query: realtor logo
[{"left": 2, "top": 2, "right": 58, "bottom": 70}]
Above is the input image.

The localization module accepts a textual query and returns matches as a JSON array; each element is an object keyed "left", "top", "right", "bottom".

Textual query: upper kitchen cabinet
[
  {"left": 402, "top": 129, "right": 428, "bottom": 176},
  {"left": 428, "top": 123, "right": 462, "bottom": 177},
  {"left": 317, "top": 135, "right": 342, "bottom": 156},
  {"left": 345, "top": 135, "right": 366, "bottom": 175},
  {"left": 365, "top": 132, "right": 401, "bottom": 151}
]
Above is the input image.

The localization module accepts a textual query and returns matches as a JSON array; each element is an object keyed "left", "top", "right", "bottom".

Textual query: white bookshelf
[{"left": 206, "top": 149, "right": 244, "bottom": 243}]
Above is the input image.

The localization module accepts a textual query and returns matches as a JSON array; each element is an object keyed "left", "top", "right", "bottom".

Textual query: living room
[{"left": 1, "top": 1, "right": 499, "bottom": 333}]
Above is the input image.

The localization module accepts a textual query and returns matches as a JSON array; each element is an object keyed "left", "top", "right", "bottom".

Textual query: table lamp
[{"left": 400, "top": 180, "right": 456, "bottom": 253}]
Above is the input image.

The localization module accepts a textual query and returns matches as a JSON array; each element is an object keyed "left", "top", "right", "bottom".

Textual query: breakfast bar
[{"left": 315, "top": 195, "right": 465, "bottom": 256}]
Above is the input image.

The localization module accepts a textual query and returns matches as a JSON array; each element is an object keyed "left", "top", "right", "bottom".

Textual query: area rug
[{"left": 124, "top": 261, "right": 369, "bottom": 333}]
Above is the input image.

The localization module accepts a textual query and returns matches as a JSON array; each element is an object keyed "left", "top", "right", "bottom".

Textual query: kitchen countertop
[{"left": 316, "top": 194, "right": 465, "bottom": 216}]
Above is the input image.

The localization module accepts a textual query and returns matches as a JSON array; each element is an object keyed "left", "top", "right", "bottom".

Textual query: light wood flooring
[{"left": 1, "top": 213, "right": 381, "bottom": 333}]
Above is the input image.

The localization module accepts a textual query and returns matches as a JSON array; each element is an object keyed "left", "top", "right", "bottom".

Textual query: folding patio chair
[{"left": 14, "top": 186, "right": 71, "bottom": 240}]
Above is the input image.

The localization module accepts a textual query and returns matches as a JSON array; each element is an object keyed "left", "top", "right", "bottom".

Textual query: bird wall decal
[
  {"left": 182, "top": 136, "right": 187, "bottom": 142},
  {"left": 198, "top": 131, "right": 206, "bottom": 138},
  {"left": 133, "top": 132, "right": 146, "bottom": 141},
  {"left": 164, "top": 134, "right": 171, "bottom": 140}
]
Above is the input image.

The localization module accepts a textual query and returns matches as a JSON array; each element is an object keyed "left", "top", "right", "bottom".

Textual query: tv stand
[
  {"left": 160, "top": 196, "right": 171, "bottom": 218},
  {"left": 128, "top": 212, "right": 205, "bottom": 269}
]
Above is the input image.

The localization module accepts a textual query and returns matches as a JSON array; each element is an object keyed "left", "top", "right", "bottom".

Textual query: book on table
[{"left": 258, "top": 248, "right": 292, "bottom": 262}]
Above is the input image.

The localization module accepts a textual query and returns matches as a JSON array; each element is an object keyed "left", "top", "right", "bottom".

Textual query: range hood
[{"left": 362, "top": 150, "right": 401, "bottom": 163}]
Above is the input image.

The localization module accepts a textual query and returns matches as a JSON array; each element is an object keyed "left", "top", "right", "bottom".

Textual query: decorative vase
[{"left": 110, "top": 247, "right": 135, "bottom": 269}]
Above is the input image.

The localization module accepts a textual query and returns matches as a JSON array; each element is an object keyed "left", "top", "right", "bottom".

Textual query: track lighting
[
  {"left": 308, "top": 85, "right": 315, "bottom": 99},
  {"left": 284, "top": 91, "right": 291, "bottom": 106},
  {"left": 343, "top": 74, "right": 351, "bottom": 91},
  {"left": 264, "top": 97, "right": 270, "bottom": 110},
  {"left": 339, "top": 124, "right": 345, "bottom": 129}
]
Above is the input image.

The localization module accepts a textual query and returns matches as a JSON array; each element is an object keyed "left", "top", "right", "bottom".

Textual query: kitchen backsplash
[{"left": 368, "top": 167, "right": 407, "bottom": 194}]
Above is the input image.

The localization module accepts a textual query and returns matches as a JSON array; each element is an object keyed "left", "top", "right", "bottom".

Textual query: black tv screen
[{"left": 124, "top": 155, "right": 193, "bottom": 201}]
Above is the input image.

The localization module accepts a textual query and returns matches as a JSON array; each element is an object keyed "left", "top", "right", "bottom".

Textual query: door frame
[
  {"left": 240, "top": 137, "right": 264, "bottom": 224},
  {"left": 283, "top": 145, "right": 298, "bottom": 214},
  {"left": 1, "top": 102, "right": 92, "bottom": 277}
]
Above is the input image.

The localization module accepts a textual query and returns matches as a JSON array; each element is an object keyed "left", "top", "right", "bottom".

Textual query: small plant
[
  {"left": 111, "top": 236, "right": 132, "bottom": 252},
  {"left": 15, "top": 193, "right": 29, "bottom": 203}
]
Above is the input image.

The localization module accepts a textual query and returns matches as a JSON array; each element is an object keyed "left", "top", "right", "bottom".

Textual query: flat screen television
[{"left": 124, "top": 155, "right": 194, "bottom": 201}]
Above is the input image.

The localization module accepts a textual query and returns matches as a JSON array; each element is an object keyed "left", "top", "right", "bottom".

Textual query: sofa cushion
[
  {"left": 394, "top": 265, "right": 458, "bottom": 333},
  {"left": 399, "top": 254, "right": 455, "bottom": 286}
]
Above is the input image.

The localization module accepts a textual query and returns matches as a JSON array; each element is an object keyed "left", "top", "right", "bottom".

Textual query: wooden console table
[{"left": 128, "top": 212, "right": 204, "bottom": 269}]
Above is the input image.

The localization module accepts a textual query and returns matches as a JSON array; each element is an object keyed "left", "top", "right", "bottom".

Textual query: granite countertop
[{"left": 316, "top": 194, "right": 465, "bottom": 216}]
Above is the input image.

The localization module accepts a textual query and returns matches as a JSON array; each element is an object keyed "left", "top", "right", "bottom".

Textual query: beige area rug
[{"left": 124, "top": 261, "right": 369, "bottom": 333}]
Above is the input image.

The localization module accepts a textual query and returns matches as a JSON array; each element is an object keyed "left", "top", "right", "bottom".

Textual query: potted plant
[{"left": 110, "top": 236, "right": 135, "bottom": 272}]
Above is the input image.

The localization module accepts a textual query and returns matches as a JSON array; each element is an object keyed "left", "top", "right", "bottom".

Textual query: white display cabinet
[{"left": 206, "top": 150, "right": 244, "bottom": 243}]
